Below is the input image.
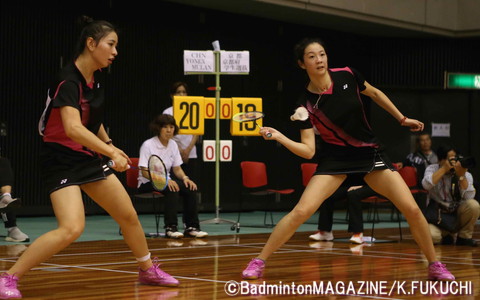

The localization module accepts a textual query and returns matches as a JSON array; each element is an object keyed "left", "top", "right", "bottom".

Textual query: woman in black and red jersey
[
  {"left": 241, "top": 37, "right": 455, "bottom": 282},
  {"left": 0, "top": 17, "right": 178, "bottom": 299}
]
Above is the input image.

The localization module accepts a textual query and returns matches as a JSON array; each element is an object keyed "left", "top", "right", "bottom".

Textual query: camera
[{"left": 452, "top": 155, "right": 476, "bottom": 169}]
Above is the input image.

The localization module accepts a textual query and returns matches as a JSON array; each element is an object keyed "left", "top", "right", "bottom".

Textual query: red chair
[
  {"left": 124, "top": 158, "right": 164, "bottom": 237},
  {"left": 398, "top": 166, "right": 428, "bottom": 194},
  {"left": 238, "top": 161, "right": 294, "bottom": 227},
  {"left": 300, "top": 163, "right": 318, "bottom": 187},
  {"left": 398, "top": 165, "right": 428, "bottom": 211}
]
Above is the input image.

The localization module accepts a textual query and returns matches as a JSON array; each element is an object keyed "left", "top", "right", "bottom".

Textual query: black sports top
[
  {"left": 43, "top": 62, "right": 105, "bottom": 157},
  {"left": 296, "top": 67, "right": 380, "bottom": 148},
  {"left": 295, "top": 67, "right": 391, "bottom": 174}
]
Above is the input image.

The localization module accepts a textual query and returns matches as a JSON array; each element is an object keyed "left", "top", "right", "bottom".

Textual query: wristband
[
  {"left": 399, "top": 116, "right": 407, "bottom": 125},
  {"left": 105, "top": 139, "right": 113, "bottom": 145}
]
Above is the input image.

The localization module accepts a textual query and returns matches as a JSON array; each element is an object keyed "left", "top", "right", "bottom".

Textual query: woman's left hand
[
  {"left": 402, "top": 118, "right": 424, "bottom": 132},
  {"left": 183, "top": 178, "right": 197, "bottom": 191}
]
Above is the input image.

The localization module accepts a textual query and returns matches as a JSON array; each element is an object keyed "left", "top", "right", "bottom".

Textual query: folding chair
[
  {"left": 398, "top": 166, "right": 428, "bottom": 210},
  {"left": 238, "top": 161, "right": 294, "bottom": 227},
  {"left": 360, "top": 194, "right": 403, "bottom": 241},
  {"left": 360, "top": 165, "right": 404, "bottom": 242},
  {"left": 122, "top": 158, "right": 164, "bottom": 237}
]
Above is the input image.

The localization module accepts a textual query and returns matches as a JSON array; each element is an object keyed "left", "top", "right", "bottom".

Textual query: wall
[{"left": 0, "top": 0, "right": 478, "bottom": 216}]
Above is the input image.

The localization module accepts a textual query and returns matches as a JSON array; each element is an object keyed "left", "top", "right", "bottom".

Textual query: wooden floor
[{"left": 0, "top": 227, "right": 478, "bottom": 300}]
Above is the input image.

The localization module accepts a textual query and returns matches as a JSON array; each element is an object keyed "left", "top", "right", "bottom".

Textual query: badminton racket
[
  {"left": 107, "top": 154, "right": 169, "bottom": 191},
  {"left": 232, "top": 111, "right": 272, "bottom": 138}
]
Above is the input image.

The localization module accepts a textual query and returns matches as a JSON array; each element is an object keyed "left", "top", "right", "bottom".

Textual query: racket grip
[
  {"left": 107, "top": 160, "right": 115, "bottom": 168},
  {"left": 108, "top": 160, "right": 131, "bottom": 169}
]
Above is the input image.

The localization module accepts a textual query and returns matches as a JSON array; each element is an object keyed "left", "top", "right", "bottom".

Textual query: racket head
[
  {"left": 148, "top": 155, "right": 168, "bottom": 191},
  {"left": 232, "top": 111, "right": 265, "bottom": 122}
]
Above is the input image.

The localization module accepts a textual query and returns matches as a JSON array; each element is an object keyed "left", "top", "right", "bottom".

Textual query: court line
[
  {"left": 2, "top": 240, "right": 477, "bottom": 270},
  {"left": 5, "top": 259, "right": 405, "bottom": 300},
  {"left": 2, "top": 241, "right": 477, "bottom": 276},
  {"left": 277, "top": 247, "right": 480, "bottom": 266},
  {"left": 281, "top": 243, "right": 480, "bottom": 264},
  {"left": 1, "top": 240, "right": 473, "bottom": 300}
]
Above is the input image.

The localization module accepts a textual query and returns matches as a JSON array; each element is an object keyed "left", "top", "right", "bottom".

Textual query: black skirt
[
  {"left": 40, "top": 143, "right": 113, "bottom": 194},
  {"left": 314, "top": 143, "right": 395, "bottom": 176}
]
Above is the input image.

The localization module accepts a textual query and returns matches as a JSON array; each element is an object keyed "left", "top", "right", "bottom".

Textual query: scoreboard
[{"left": 173, "top": 96, "right": 263, "bottom": 136}]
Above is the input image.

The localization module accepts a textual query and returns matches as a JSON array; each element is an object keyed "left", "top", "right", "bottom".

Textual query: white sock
[{"left": 136, "top": 252, "right": 151, "bottom": 263}]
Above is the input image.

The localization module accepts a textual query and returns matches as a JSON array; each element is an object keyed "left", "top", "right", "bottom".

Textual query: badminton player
[
  {"left": 0, "top": 17, "right": 178, "bottom": 299},
  {"left": 241, "top": 37, "right": 455, "bottom": 282}
]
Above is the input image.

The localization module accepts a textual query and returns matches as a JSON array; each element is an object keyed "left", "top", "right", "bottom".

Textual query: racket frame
[{"left": 148, "top": 154, "right": 169, "bottom": 192}]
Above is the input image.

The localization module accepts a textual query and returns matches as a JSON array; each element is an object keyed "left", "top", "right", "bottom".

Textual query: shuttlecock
[{"left": 290, "top": 106, "right": 309, "bottom": 121}]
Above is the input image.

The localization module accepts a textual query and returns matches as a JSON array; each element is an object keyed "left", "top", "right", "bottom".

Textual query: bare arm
[
  {"left": 187, "top": 135, "right": 199, "bottom": 152},
  {"left": 60, "top": 106, "right": 130, "bottom": 170},
  {"left": 361, "top": 81, "right": 424, "bottom": 132},
  {"left": 259, "top": 127, "right": 315, "bottom": 159}
]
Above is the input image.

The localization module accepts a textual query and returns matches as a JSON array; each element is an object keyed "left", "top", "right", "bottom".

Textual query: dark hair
[
  {"left": 150, "top": 114, "right": 179, "bottom": 136},
  {"left": 74, "top": 15, "right": 117, "bottom": 59},
  {"left": 170, "top": 81, "right": 188, "bottom": 96},
  {"left": 294, "top": 37, "right": 327, "bottom": 63},
  {"left": 436, "top": 144, "right": 457, "bottom": 161}
]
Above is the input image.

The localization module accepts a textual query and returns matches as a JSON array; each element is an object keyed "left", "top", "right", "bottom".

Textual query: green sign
[{"left": 446, "top": 73, "right": 480, "bottom": 89}]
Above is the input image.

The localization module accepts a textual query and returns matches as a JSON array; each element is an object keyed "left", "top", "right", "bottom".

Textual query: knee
[
  {"left": 119, "top": 211, "right": 141, "bottom": 227},
  {"left": 460, "top": 199, "right": 480, "bottom": 217},
  {"left": 290, "top": 207, "right": 315, "bottom": 224},
  {"left": 59, "top": 224, "right": 84, "bottom": 243},
  {"left": 403, "top": 205, "right": 423, "bottom": 220},
  {"left": 466, "top": 199, "right": 480, "bottom": 210},
  {"left": 165, "top": 192, "right": 180, "bottom": 203}
]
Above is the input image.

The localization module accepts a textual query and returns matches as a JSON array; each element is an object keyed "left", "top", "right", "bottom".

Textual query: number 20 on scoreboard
[{"left": 173, "top": 96, "right": 205, "bottom": 135}]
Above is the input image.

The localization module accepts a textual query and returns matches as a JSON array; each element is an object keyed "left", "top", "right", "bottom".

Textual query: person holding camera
[{"left": 422, "top": 144, "right": 479, "bottom": 246}]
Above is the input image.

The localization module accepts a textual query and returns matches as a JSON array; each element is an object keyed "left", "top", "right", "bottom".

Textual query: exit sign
[{"left": 445, "top": 72, "right": 480, "bottom": 89}]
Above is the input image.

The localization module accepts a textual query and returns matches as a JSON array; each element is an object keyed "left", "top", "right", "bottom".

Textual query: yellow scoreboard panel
[
  {"left": 173, "top": 96, "right": 205, "bottom": 135},
  {"left": 230, "top": 97, "right": 263, "bottom": 136},
  {"left": 173, "top": 96, "right": 263, "bottom": 136},
  {"left": 204, "top": 97, "right": 232, "bottom": 119}
]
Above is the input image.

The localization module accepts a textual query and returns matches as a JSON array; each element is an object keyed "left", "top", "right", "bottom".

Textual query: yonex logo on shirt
[{"left": 343, "top": 84, "right": 348, "bottom": 90}]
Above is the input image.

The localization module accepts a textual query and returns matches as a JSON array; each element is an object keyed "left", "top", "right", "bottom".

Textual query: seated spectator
[
  {"left": 403, "top": 132, "right": 438, "bottom": 184},
  {"left": 402, "top": 132, "right": 437, "bottom": 211},
  {"left": 138, "top": 114, "right": 208, "bottom": 239},
  {"left": 0, "top": 156, "right": 29, "bottom": 242},
  {"left": 422, "top": 144, "right": 479, "bottom": 246}
]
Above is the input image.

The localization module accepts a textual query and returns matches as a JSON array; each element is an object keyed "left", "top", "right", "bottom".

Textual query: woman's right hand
[
  {"left": 167, "top": 180, "right": 180, "bottom": 192},
  {"left": 259, "top": 126, "right": 280, "bottom": 140},
  {"left": 110, "top": 148, "right": 131, "bottom": 172}
]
